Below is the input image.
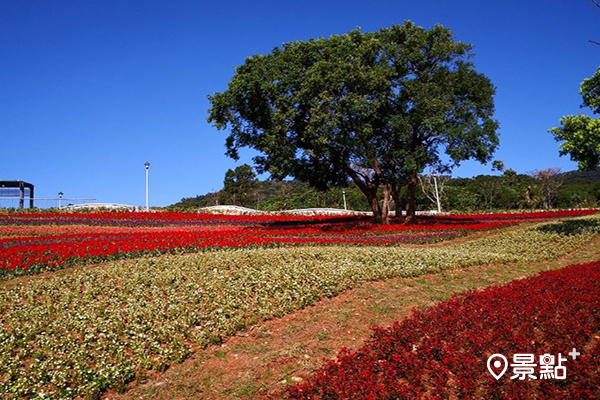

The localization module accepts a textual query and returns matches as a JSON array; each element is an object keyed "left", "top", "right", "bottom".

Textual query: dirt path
[{"left": 105, "top": 235, "right": 600, "bottom": 400}]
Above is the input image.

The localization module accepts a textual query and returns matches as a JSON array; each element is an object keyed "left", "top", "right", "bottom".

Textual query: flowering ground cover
[
  {"left": 0, "top": 215, "right": 598, "bottom": 398},
  {"left": 0, "top": 209, "right": 595, "bottom": 278},
  {"left": 287, "top": 259, "right": 600, "bottom": 399}
]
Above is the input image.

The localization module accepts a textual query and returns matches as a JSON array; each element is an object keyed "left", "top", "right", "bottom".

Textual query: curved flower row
[
  {"left": 288, "top": 260, "right": 600, "bottom": 399},
  {"left": 0, "top": 211, "right": 344, "bottom": 227},
  {"left": 0, "top": 229, "right": 463, "bottom": 277}
]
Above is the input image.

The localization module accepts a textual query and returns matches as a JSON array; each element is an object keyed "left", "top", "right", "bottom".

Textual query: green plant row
[{"left": 0, "top": 216, "right": 598, "bottom": 398}]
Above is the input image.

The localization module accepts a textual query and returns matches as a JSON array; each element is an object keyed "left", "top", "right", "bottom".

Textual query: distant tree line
[{"left": 170, "top": 164, "right": 600, "bottom": 212}]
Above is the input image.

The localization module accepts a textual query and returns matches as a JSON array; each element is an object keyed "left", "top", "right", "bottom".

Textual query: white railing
[{"left": 0, "top": 197, "right": 96, "bottom": 209}]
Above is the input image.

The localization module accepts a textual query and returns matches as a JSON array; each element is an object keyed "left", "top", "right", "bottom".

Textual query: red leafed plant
[
  {"left": 0, "top": 210, "right": 596, "bottom": 276},
  {"left": 287, "top": 260, "right": 600, "bottom": 399}
]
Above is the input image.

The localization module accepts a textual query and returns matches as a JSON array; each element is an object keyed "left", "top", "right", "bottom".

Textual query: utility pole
[
  {"left": 144, "top": 161, "right": 150, "bottom": 211},
  {"left": 433, "top": 174, "right": 441, "bottom": 213}
]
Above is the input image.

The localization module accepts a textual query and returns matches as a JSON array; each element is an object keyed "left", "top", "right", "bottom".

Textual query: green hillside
[{"left": 170, "top": 169, "right": 600, "bottom": 212}]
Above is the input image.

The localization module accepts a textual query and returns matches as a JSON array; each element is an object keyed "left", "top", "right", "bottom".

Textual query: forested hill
[
  {"left": 564, "top": 169, "right": 600, "bottom": 182},
  {"left": 169, "top": 169, "right": 600, "bottom": 212},
  {"left": 170, "top": 180, "right": 369, "bottom": 211}
]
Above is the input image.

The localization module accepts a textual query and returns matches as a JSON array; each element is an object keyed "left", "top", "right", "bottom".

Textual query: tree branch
[{"left": 344, "top": 165, "right": 369, "bottom": 192}]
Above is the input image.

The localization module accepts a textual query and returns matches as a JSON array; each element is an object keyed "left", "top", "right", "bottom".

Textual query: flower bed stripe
[{"left": 288, "top": 260, "right": 600, "bottom": 399}]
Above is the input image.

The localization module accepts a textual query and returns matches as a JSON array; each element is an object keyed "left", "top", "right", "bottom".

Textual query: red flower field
[
  {"left": 288, "top": 260, "right": 600, "bottom": 399},
  {"left": 0, "top": 210, "right": 596, "bottom": 277}
]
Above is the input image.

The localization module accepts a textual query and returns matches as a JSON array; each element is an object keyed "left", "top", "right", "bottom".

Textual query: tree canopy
[
  {"left": 208, "top": 21, "right": 498, "bottom": 223},
  {"left": 549, "top": 66, "right": 600, "bottom": 171},
  {"left": 581, "top": 66, "right": 600, "bottom": 113},
  {"left": 221, "top": 164, "right": 258, "bottom": 207}
]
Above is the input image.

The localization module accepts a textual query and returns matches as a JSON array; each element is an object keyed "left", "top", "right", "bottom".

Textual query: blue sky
[{"left": 1, "top": 0, "right": 598, "bottom": 207}]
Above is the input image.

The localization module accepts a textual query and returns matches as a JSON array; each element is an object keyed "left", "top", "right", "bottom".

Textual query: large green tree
[
  {"left": 208, "top": 22, "right": 498, "bottom": 223},
  {"left": 549, "top": 66, "right": 600, "bottom": 171}
]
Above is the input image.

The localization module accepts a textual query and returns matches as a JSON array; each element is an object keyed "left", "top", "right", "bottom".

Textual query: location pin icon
[{"left": 487, "top": 354, "right": 508, "bottom": 380}]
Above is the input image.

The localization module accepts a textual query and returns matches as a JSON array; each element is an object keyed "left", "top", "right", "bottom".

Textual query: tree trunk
[
  {"left": 344, "top": 165, "right": 384, "bottom": 224},
  {"left": 405, "top": 172, "right": 418, "bottom": 225},
  {"left": 391, "top": 184, "right": 403, "bottom": 219},
  {"left": 367, "top": 190, "right": 383, "bottom": 223},
  {"left": 381, "top": 184, "right": 391, "bottom": 224}
]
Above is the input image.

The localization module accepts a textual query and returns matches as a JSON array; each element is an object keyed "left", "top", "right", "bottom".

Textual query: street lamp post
[
  {"left": 342, "top": 189, "right": 347, "bottom": 211},
  {"left": 144, "top": 161, "right": 150, "bottom": 211},
  {"left": 58, "top": 191, "right": 63, "bottom": 209}
]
